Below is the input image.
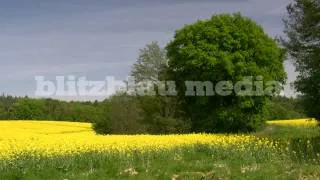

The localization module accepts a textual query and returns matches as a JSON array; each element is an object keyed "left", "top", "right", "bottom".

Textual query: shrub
[{"left": 93, "top": 94, "right": 147, "bottom": 134}]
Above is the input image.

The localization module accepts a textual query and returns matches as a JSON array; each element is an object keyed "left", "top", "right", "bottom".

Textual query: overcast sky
[{"left": 0, "top": 0, "right": 297, "bottom": 100}]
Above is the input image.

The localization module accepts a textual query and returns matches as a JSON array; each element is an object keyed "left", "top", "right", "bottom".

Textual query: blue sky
[{"left": 0, "top": 0, "right": 296, "bottom": 100}]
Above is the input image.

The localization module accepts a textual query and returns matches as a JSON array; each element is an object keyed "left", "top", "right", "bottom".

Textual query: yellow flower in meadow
[
  {"left": 0, "top": 120, "right": 293, "bottom": 160},
  {"left": 267, "top": 119, "right": 318, "bottom": 126}
]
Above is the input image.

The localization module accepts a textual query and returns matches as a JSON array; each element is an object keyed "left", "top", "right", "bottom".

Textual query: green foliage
[
  {"left": 92, "top": 119, "right": 111, "bottom": 134},
  {"left": 166, "top": 13, "right": 287, "bottom": 132},
  {"left": 0, "top": 94, "right": 18, "bottom": 119},
  {"left": 0, "top": 93, "right": 190, "bottom": 134},
  {"left": 130, "top": 41, "right": 168, "bottom": 83},
  {"left": 93, "top": 41, "right": 191, "bottom": 135},
  {"left": 129, "top": 42, "right": 191, "bottom": 134},
  {"left": 137, "top": 96, "right": 191, "bottom": 134},
  {"left": 104, "top": 94, "right": 147, "bottom": 134},
  {"left": 282, "top": 0, "right": 320, "bottom": 117},
  {"left": 150, "top": 115, "right": 191, "bottom": 134},
  {"left": 0, "top": 104, "right": 8, "bottom": 119},
  {"left": 12, "top": 99, "right": 45, "bottom": 120},
  {"left": 265, "top": 96, "right": 306, "bottom": 120},
  {"left": 0, "top": 95, "right": 106, "bottom": 122},
  {"left": 92, "top": 93, "right": 192, "bottom": 135}
]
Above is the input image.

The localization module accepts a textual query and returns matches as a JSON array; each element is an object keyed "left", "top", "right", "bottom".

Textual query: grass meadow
[{"left": 0, "top": 119, "right": 319, "bottom": 180}]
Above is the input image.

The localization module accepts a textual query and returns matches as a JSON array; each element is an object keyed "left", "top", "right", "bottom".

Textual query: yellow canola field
[
  {"left": 0, "top": 120, "right": 278, "bottom": 160},
  {"left": 267, "top": 119, "right": 318, "bottom": 126}
]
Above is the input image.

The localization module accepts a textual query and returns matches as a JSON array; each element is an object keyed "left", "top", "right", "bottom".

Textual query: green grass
[
  {"left": 1, "top": 146, "right": 319, "bottom": 180},
  {"left": 1, "top": 125, "right": 320, "bottom": 180},
  {"left": 255, "top": 125, "right": 320, "bottom": 139}
]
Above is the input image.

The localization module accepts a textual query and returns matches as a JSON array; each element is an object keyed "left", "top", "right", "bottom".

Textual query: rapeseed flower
[{"left": 0, "top": 120, "right": 282, "bottom": 160}]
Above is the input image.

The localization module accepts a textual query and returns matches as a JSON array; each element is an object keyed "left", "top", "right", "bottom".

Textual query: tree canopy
[
  {"left": 282, "top": 0, "right": 320, "bottom": 117},
  {"left": 166, "top": 13, "right": 287, "bottom": 132}
]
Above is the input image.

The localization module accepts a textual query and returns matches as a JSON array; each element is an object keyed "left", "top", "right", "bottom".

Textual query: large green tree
[
  {"left": 166, "top": 13, "right": 287, "bottom": 132},
  {"left": 282, "top": 0, "right": 320, "bottom": 117}
]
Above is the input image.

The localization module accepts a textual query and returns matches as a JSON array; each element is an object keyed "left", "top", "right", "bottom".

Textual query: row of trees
[
  {"left": 0, "top": 95, "right": 107, "bottom": 122},
  {"left": 0, "top": 93, "right": 306, "bottom": 134}
]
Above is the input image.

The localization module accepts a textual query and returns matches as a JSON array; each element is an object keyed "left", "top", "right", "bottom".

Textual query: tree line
[
  {"left": 0, "top": 95, "right": 107, "bottom": 122},
  {"left": 0, "top": 93, "right": 306, "bottom": 134}
]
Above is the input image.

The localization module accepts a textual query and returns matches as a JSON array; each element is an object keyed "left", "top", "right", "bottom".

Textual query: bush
[
  {"left": 148, "top": 114, "right": 191, "bottom": 134},
  {"left": 265, "top": 96, "right": 306, "bottom": 120},
  {"left": 93, "top": 94, "right": 147, "bottom": 134},
  {"left": 92, "top": 116, "right": 112, "bottom": 134}
]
